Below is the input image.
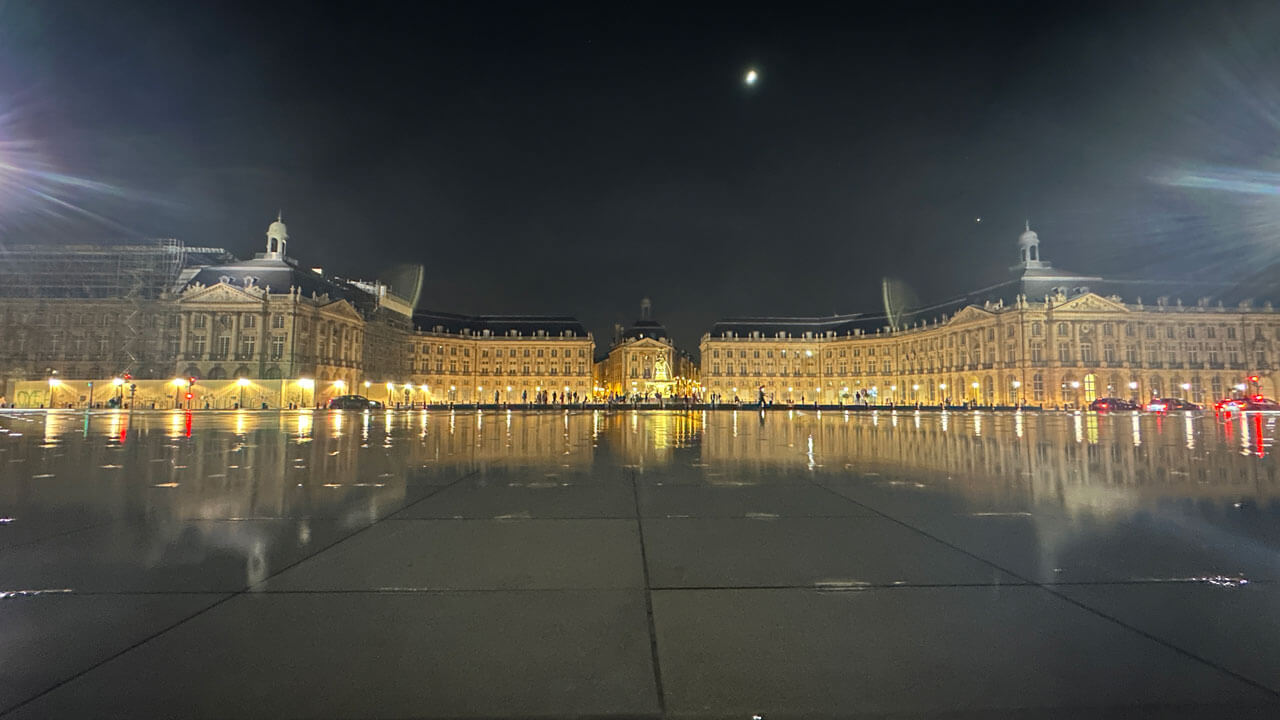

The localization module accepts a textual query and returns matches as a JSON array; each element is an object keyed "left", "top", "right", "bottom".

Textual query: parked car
[
  {"left": 327, "top": 394, "right": 383, "bottom": 410},
  {"left": 1089, "top": 397, "right": 1139, "bottom": 411},
  {"left": 1144, "top": 398, "right": 1201, "bottom": 412}
]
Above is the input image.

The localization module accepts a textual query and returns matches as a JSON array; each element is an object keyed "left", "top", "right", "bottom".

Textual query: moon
[{"left": 744, "top": 69, "right": 758, "bottom": 86}]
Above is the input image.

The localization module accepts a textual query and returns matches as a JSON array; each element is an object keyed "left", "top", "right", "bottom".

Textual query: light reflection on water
[
  {"left": 2, "top": 408, "right": 1276, "bottom": 517},
  {"left": 0, "top": 408, "right": 1277, "bottom": 590}
]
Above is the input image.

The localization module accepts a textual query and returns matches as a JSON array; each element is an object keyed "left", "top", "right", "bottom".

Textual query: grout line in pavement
[
  {"left": 0, "top": 519, "right": 115, "bottom": 553},
  {"left": 630, "top": 469, "right": 667, "bottom": 715},
  {"left": 0, "top": 468, "right": 480, "bottom": 718},
  {"left": 807, "top": 479, "right": 1280, "bottom": 699},
  {"left": 37, "top": 576, "right": 1276, "bottom": 597}
]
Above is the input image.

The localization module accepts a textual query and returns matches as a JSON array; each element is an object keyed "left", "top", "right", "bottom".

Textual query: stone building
[
  {"left": 594, "top": 298, "right": 699, "bottom": 398},
  {"left": 405, "top": 311, "right": 595, "bottom": 404},
  {"left": 1, "top": 216, "right": 414, "bottom": 407},
  {"left": 701, "top": 225, "right": 1280, "bottom": 407}
]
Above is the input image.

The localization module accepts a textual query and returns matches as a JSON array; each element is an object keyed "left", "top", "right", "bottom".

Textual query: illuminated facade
[
  {"left": 402, "top": 311, "right": 595, "bottom": 405},
  {"left": 1, "top": 216, "right": 410, "bottom": 406},
  {"left": 701, "top": 225, "right": 1280, "bottom": 406},
  {"left": 594, "top": 298, "right": 700, "bottom": 398}
]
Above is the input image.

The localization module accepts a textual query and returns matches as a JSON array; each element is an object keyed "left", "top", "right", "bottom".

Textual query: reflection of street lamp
[{"left": 237, "top": 377, "right": 250, "bottom": 408}]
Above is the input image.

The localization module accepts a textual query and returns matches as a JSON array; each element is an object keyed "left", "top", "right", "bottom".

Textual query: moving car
[
  {"left": 1089, "top": 397, "right": 1139, "bottom": 411},
  {"left": 1144, "top": 398, "right": 1201, "bottom": 412},
  {"left": 327, "top": 394, "right": 384, "bottom": 410},
  {"left": 1217, "top": 395, "right": 1280, "bottom": 412}
]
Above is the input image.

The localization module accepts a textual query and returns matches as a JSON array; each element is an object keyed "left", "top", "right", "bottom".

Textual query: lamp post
[
  {"left": 971, "top": 381, "right": 980, "bottom": 405},
  {"left": 1128, "top": 380, "right": 1138, "bottom": 403},
  {"left": 1071, "top": 380, "right": 1081, "bottom": 408},
  {"left": 939, "top": 382, "right": 947, "bottom": 406},
  {"left": 298, "top": 378, "right": 315, "bottom": 408},
  {"left": 113, "top": 377, "right": 124, "bottom": 406},
  {"left": 47, "top": 377, "right": 60, "bottom": 408},
  {"left": 1012, "top": 379, "right": 1022, "bottom": 406},
  {"left": 237, "top": 377, "right": 250, "bottom": 408}
]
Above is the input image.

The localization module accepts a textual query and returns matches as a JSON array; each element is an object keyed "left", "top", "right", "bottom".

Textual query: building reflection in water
[{"left": 2, "top": 408, "right": 1277, "bottom": 587}]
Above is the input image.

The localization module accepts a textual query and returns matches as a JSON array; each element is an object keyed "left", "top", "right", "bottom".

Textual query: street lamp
[
  {"left": 112, "top": 376, "right": 125, "bottom": 406},
  {"left": 47, "top": 377, "right": 60, "bottom": 408},
  {"left": 1012, "top": 379, "right": 1021, "bottom": 405},
  {"left": 298, "top": 377, "right": 315, "bottom": 408},
  {"left": 171, "top": 377, "right": 187, "bottom": 409},
  {"left": 1070, "top": 380, "right": 1081, "bottom": 409},
  {"left": 237, "top": 377, "right": 250, "bottom": 408}
]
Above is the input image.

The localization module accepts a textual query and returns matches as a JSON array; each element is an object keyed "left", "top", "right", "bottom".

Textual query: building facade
[
  {"left": 403, "top": 311, "right": 595, "bottom": 405},
  {"left": 701, "top": 225, "right": 1280, "bottom": 407},
  {"left": 594, "top": 298, "right": 699, "bottom": 399}
]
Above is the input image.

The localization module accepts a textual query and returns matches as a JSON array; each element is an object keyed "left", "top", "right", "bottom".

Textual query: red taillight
[{"left": 1255, "top": 395, "right": 1264, "bottom": 401}]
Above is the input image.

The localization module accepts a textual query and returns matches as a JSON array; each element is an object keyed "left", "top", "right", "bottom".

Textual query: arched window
[
  {"left": 264, "top": 366, "right": 282, "bottom": 380},
  {"left": 206, "top": 367, "right": 227, "bottom": 380}
]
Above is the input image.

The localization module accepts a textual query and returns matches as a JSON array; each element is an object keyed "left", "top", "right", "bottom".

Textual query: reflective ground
[{"left": 1, "top": 407, "right": 1278, "bottom": 718}]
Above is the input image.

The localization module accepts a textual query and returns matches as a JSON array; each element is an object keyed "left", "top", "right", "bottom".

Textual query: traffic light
[
  {"left": 123, "top": 372, "right": 132, "bottom": 381},
  {"left": 185, "top": 392, "right": 193, "bottom": 400},
  {"left": 1249, "top": 375, "right": 1260, "bottom": 384},
  {"left": 189, "top": 376, "right": 197, "bottom": 386}
]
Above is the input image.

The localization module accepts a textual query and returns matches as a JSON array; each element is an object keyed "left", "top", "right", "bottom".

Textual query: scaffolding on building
[{"left": 0, "top": 239, "right": 237, "bottom": 373}]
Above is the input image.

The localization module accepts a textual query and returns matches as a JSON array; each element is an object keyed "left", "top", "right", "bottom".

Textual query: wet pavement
[{"left": 0, "top": 407, "right": 1278, "bottom": 718}]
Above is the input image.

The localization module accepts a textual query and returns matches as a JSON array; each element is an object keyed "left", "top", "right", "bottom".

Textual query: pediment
[
  {"left": 1055, "top": 292, "right": 1129, "bottom": 314},
  {"left": 318, "top": 299, "right": 364, "bottom": 321},
  {"left": 179, "top": 282, "right": 262, "bottom": 304},
  {"left": 948, "top": 305, "right": 993, "bottom": 325}
]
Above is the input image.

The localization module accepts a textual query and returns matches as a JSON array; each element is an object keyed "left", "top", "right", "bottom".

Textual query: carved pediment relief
[
  {"left": 1054, "top": 293, "right": 1129, "bottom": 314},
  {"left": 947, "top": 305, "right": 993, "bottom": 325},
  {"left": 179, "top": 282, "right": 260, "bottom": 304}
]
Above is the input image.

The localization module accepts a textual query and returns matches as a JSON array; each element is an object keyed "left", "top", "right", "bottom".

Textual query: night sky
[{"left": 3, "top": 1, "right": 1280, "bottom": 349}]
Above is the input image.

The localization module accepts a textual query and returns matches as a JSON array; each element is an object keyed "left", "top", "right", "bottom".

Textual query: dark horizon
[{"left": 3, "top": 1, "right": 1280, "bottom": 349}]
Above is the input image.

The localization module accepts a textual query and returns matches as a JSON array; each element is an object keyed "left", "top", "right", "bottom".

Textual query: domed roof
[
  {"left": 1018, "top": 221, "right": 1038, "bottom": 247},
  {"left": 267, "top": 212, "right": 288, "bottom": 241}
]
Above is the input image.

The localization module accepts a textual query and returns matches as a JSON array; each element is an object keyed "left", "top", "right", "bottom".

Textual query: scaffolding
[{"left": 0, "top": 239, "right": 237, "bottom": 373}]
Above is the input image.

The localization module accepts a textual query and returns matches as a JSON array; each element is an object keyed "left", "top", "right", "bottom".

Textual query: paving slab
[
  {"left": 5, "top": 591, "right": 660, "bottom": 719},
  {"left": 652, "top": 586, "right": 1278, "bottom": 717},
  {"left": 265, "top": 518, "right": 646, "bottom": 590}
]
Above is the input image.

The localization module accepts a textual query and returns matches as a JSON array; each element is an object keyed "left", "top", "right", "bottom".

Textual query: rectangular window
[
  {"left": 244, "top": 315, "right": 256, "bottom": 329},
  {"left": 271, "top": 336, "right": 285, "bottom": 359}
]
